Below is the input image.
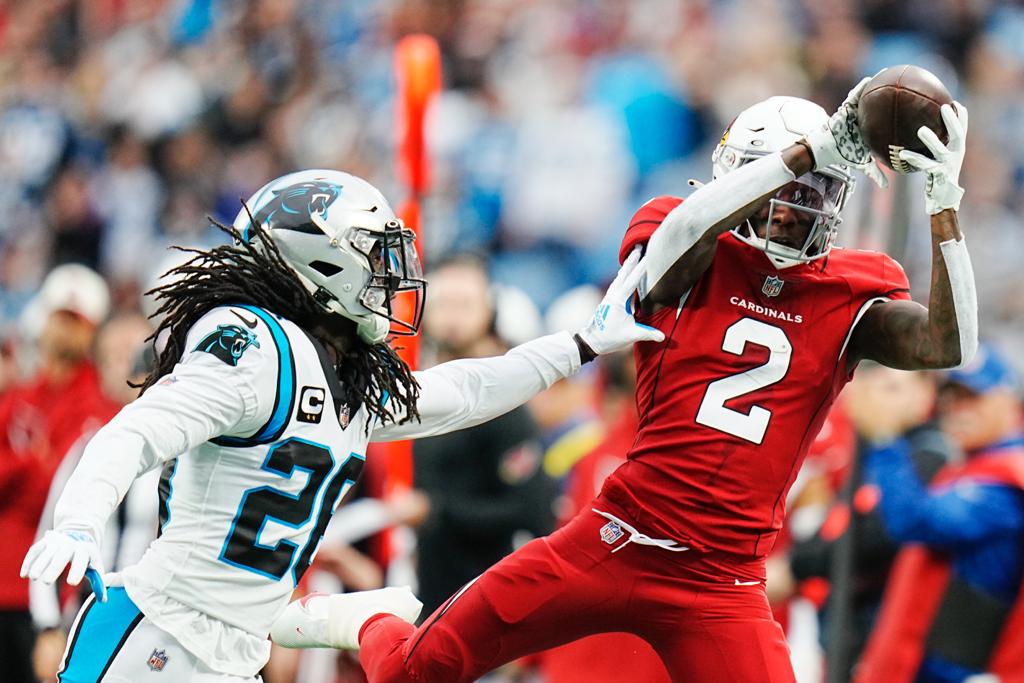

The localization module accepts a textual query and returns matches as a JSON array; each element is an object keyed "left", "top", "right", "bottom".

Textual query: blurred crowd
[
  {"left": 1, "top": 0, "right": 1023, "bottom": 339},
  {"left": 0, "top": 0, "right": 1022, "bottom": 682}
]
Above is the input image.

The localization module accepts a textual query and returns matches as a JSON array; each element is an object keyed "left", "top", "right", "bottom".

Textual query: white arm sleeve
[
  {"left": 939, "top": 235, "right": 978, "bottom": 368},
  {"left": 322, "top": 498, "right": 395, "bottom": 546},
  {"left": 52, "top": 306, "right": 274, "bottom": 541},
  {"left": 643, "top": 153, "right": 796, "bottom": 294},
  {"left": 372, "top": 332, "right": 581, "bottom": 442},
  {"left": 53, "top": 360, "right": 258, "bottom": 540}
]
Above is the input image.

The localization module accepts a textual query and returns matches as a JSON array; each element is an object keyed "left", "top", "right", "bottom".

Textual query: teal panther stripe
[
  {"left": 212, "top": 305, "right": 296, "bottom": 447},
  {"left": 58, "top": 587, "right": 144, "bottom": 682}
]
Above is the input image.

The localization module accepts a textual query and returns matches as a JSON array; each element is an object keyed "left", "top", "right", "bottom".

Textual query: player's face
[
  {"left": 751, "top": 181, "right": 818, "bottom": 250},
  {"left": 369, "top": 241, "right": 385, "bottom": 277},
  {"left": 367, "top": 240, "right": 398, "bottom": 302}
]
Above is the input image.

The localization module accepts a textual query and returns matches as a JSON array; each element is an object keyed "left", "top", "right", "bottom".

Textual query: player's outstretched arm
[
  {"left": 20, "top": 330, "right": 264, "bottom": 599},
  {"left": 848, "top": 103, "right": 977, "bottom": 371},
  {"left": 373, "top": 251, "right": 663, "bottom": 442},
  {"left": 645, "top": 79, "right": 885, "bottom": 308}
]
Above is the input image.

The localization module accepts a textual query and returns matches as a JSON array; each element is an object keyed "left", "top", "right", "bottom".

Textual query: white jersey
[
  {"left": 122, "top": 305, "right": 374, "bottom": 672},
  {"left": 52, "top": 305, "right": 580, "bottom": 677}
]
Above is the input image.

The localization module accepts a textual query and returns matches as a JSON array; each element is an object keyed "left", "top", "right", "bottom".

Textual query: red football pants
[{"left": 359, "top": 508, "right": 795, "bottom": 682}]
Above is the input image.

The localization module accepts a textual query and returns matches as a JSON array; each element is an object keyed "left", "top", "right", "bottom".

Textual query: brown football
[{"left": 858, "top": 65, "right": 953, "bottom": 173}]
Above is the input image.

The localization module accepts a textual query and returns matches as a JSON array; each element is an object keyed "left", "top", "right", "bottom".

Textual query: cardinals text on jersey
[{"left": 601, "top": 197, "right": 911, "bottom": 558}]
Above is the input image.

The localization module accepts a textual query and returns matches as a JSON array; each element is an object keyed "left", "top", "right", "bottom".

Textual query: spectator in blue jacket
[{"left": 859, "top": 344, "right": 1024, "bottom": 683}]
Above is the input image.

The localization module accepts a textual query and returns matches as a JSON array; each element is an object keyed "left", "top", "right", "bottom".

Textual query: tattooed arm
[
  {"left": 848, "top": 210, "right": 971, "bottom": 370},
  {"left": 848, "top": 102, "right": 977, "bottom": 371}
]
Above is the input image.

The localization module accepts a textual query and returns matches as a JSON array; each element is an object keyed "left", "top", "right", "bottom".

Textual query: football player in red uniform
[{"left": 273, "top": 84, "right": 977, "bottom": 682}]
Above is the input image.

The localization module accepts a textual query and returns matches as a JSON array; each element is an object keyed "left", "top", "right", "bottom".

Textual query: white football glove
[
  {"left": 21, "top": 529, "right": 107, "bottom": 602},
  {"left": 804, "top": 76, "right": 889, "bottom": 189},
  {"left": 898, "top": 102, "right": 967, "bottom": 215},
  {"left": 576, "top": 248, "right": 665, "bottom": 356}
]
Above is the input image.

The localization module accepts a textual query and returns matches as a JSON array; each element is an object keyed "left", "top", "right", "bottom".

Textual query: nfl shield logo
[
  {"left": 762, "top": 275, "right": 784, "bottom": 298},
  {"left": 147, "top": 649, "right": 169, "bottom": 672},
  {"left": 600, "top": 521, "right": 624, "bottom": 545}
]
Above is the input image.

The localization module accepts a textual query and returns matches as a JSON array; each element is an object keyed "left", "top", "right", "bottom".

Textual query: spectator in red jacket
[
  {"left": 0, "top": 265, "right": 109, "bottom": 683},
  {"left": 29, "top": 311, "right": 153, "bottom": 681}
]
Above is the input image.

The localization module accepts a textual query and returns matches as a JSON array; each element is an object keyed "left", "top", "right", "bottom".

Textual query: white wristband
[{"left": 939, "top": 236, "right": 978, "bottom": 368}]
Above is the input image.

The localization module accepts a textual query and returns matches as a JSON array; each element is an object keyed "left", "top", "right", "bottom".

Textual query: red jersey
[
  {"left": 0, "top": 362, "right": 114, "bottom": 609},
  {"left": 599, "top": 196, "right": 911, "bottom": 558}
]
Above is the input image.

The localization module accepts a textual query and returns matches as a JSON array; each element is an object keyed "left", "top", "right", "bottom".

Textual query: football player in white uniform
[{"left": 20, "top": 169, "right": 662, "bottom": 682}]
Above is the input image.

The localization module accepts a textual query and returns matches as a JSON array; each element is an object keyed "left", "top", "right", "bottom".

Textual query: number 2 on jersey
[
  {"left": 695, "top": 318, "right": 792, "bottom": 444},
  {"left": 220, "top": 438, "right": 364, "bottom": 583}
]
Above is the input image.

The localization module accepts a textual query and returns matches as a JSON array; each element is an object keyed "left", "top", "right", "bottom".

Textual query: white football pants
[{"left": 58, "top": 588, "right": 263, "bottom": 682}]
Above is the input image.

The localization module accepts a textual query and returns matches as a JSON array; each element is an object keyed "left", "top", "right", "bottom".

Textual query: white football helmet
[
  {"left": 233, "top": 169, "right": 424, "bottom": 344},
  {"left": 712, "top": 96, "right": 854, "bottom": 269}
]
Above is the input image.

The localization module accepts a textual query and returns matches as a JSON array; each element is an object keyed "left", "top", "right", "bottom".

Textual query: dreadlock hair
[{"left": 140, "top": 220, "right": 420, "bottom": 430}]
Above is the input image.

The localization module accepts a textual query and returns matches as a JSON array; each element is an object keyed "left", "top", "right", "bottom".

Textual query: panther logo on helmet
[
  {"left": 235, "top": 169, "right": 426, "bottom": 345},
  {"left": 247, "top": 181, "right": 342, "bottom": 238}
]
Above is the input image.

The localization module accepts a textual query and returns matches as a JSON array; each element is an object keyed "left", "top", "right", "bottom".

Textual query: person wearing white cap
[
  {"left": 19, "top": 264, "right": 111, "bottom": 340},
  {"left": 0, "top": 264, "right": 110, "bottom": 683}
]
